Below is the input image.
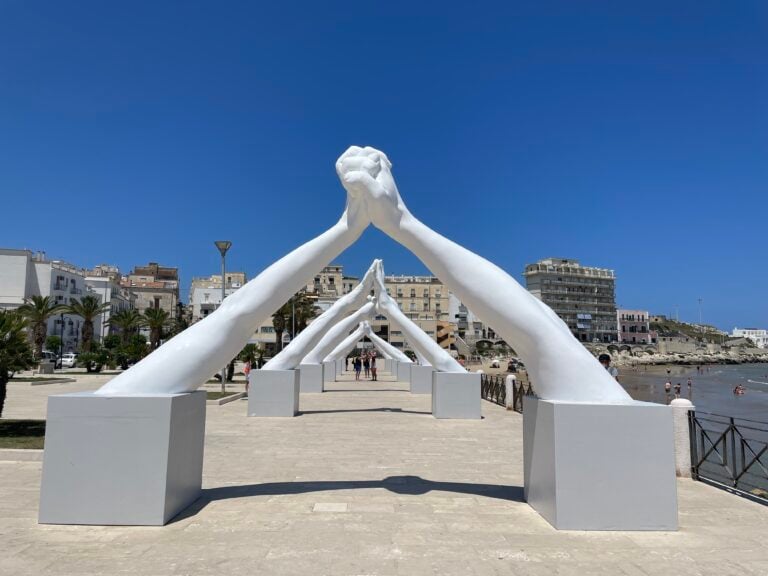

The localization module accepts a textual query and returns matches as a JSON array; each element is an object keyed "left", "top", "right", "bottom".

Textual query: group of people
[{"left": 346, "top": 353, "right": 378, "bottom": 381}]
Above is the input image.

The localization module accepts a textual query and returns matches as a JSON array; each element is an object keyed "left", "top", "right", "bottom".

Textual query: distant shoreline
[{"left": 611, "top": 353, "right": 768, "bottom": 368}]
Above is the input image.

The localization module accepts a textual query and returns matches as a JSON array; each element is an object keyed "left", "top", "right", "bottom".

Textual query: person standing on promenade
[
  {"left": 363, "top": 354, "right": 370, "bottom": 379},
  {"left": 244, "top": 360, "right": 251, "bottom": 394},
  {"left": 354, "top": 356, "right": 362, "bottom": 381},
  {"left": 370, "top": 355, "right": 377, "bottom": 381},
  {"left": 598, "top": 354, "right": 619, "bottom": 382}
]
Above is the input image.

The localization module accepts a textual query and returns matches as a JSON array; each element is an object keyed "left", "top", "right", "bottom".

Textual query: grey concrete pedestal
[
  {"left": 39, "top": 391, "right": 206, "bottom": 526},
  {"left": 383, "top": 359, "right": 392, "bottom": 373},
  {"left": 432, "top": 372, "right": 481, "bottom": 419},
  {"left": 336, "top": 359, "right": 343, "bottom": 377},
  {"left": 248, "top": 369, "right": 299, "bottom": 417},
  {"left": 299, "top": 363, "right": 323, "bottom": 393},
  {"left": 410, "top": 364, "right": 435, "bottom": 394},
  {"left": 396, "top": 361, "right": 411, "bottom": 383},
  {"left": 323, "top": 361, "right": 336, "bottom": 384},
  {"left": 523, "top": 397, "right": 678, "bottom": 530}
]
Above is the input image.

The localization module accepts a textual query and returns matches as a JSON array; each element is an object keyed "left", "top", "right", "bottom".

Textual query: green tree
[
  {"left": 271, "top": 292, "right": 319, "bottom": 351},
  {"left": 17, "top": 295, "right": 65, "bottom": 359},
  {"left": 108, "top": 309, "right": 144, "bottom": 345},
  {"left": 45, "top": 335, "right": 62, "bottom": 354},
  {"left": 142, "top": 307, "right": 170, "bottom": 350},
  {"left": 77, "top": 342, "right": 108, "bottom": 373},
  {"left": 65, "top": 295, "right": 111, "bottom": 352},
  {"left": 0, "top": 311, "right": 35, "bottom": 417}
]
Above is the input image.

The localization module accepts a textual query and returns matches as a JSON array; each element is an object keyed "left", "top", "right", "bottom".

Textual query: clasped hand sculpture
[{"left": 99, "top": 145, "right": 632, "bottom": 404}]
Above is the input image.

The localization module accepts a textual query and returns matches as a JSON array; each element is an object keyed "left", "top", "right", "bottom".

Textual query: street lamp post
[{"left": 215, "top": 240, "right": 232, "bottom": 394}]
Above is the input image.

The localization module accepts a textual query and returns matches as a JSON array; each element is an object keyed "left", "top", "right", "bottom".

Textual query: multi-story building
[
  {"left": 0, "top": 248, "right": 105, "bottom": 352},
  {"left": 731, "top": 328, "right": 768, "bottom": 349},
  {"left": 84, "top": 265, "right": 137, "bottom": 341},
  {"left": 189, "top": 273, "right": 247, "bottom": 322},
  {"left": 369, "top": 275, "right": 451, "bottom": 351},
  {"left": 617, "top": 309, "right": 654, "bottom": 344},
  {"left": 524, "top": 257, "right": 618, "bottom": 343},
  {"left": 122, "top": 262, "right": 179, "bottom": 318}
]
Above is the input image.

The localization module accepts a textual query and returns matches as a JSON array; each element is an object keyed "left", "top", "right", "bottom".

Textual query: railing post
[
  {"left": 504, "top": 375, "right": 516, "bottom": 411},
  {"left": 688, "top": 410, "right": 699, "bottom": 480},
  {"left": 730, "top": 417, "right": 738, "bottom": 488},
  {"left": 671, "top": 398, "right": 695, "bottom": 478}
]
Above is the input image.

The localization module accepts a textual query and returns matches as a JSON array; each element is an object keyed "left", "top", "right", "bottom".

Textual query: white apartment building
[
  {"left": 189, "top": 273, "right": 247, "bottom": 322},
  {"left": 84, "top": 271, "right": 137, "bottom": 342},
  {"left": 0, "top": 249, "right": 101, "bottom": 352},
  {"left": 731, "top": 328, "right": 768, "bottom": 349}
]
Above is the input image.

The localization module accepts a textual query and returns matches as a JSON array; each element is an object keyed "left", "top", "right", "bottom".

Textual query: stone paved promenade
[{"left": 1, "top": 370, "right": 766, "bottom": 575}]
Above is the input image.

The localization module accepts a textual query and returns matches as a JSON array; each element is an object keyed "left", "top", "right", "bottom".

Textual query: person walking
[
  {"left": 363, "top": 355, "right": 370, "bottom": 379},
  {"left": 354, "top": 357, "right": 362, "bottom": 381},
  {"left": 244, "top": 360, "right": 251, "bottom": 394},
  {"left": 370, "top": 355, "right": 377, "bottom": 381}
]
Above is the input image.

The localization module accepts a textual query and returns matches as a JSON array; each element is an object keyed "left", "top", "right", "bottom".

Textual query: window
[
  {"left": 261, "top": 326, "right": 274, "bottom": 333},
  {"left": 154, "top": 297, "right": 161, "bottom": 309},
  {"left": 329, "top": 277, "right": 334, "bottom": 284}
]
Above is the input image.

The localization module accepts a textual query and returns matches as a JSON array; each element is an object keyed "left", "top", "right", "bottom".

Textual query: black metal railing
[
  {"left": 480, "top": 374, "right": 535, "bottom": 413},
  {"left": 689, "top": 411, "right": 768, "bottom": 502}
]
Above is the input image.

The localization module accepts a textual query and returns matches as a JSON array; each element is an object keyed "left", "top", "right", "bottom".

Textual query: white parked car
[{"left": 60, "top": 353, "right": 78, "bottom": 368}]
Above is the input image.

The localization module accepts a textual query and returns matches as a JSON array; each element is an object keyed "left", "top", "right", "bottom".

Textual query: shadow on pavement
[
  {"left": 171, "top": 476, "right": 524, "bottom": 523},
  {"left": 298, "top": 407, "right": 430, "bottom": 415}
]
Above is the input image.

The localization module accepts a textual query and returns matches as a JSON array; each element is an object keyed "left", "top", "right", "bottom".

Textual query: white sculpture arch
[
  {"left": 98, "top": 144, "right": 631, "bottom": 404},
  {"left": 323, "top": 322, "right": 368, "bottom": 363},
  {"left": 301, "top": 300, "right": 376, "bottom": 365},
  {"left": 362, "top": 324, "right": 412, "bottom": 363},
  {"left": 263, "top": 261, "right": 378, "bottom": 371},
  {"left": 335, "top": 146, "right": 632, "bottom": 404}
]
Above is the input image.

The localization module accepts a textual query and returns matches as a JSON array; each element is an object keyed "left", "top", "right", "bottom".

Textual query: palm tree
[
  {"left": 143, "top": 307, "right": 170, "bottom": 350},
  {"left": 108, "top": 309, "right": 144, "bottom": 345},
  {"left": 292, "top": 293, "right": 319, "bottom": 335},
  {"left": 0, "top": 310, "right": 35, "bottom": 417},
  {"left": 65, "top": 295, "right": 111, "bottom": 352},
  {"left": 17, "top": 295, "right": 65, "bottom": 359},
  {"left": 271, "top": 307, "right": 287, "bottom": 351}
]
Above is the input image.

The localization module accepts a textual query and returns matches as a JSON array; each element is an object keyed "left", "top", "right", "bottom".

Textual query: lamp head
[{"left": 214, "top": 241, "right": 232, "bottom": 257}]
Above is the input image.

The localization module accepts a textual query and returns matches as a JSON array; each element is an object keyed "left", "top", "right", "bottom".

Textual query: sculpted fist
[
  {"left": 335, "top": 146, "right": 373, "bottom": 235},
  {"left": 336, "top": 145, "right": 411, "bottom": 237},
  {"left": 371, "top": 260, "right": 398, "bottom": 317},
  {"left": 337, "top": 259, "right": 377, "bottom": 310}
]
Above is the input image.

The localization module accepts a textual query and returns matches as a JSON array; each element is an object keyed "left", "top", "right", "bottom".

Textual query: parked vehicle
[
  {"left": 41, "top": 350, "right": 61, "bottom": 367},
  {"left": 60, "top": 353, "right": 78, "bottom": 368}
]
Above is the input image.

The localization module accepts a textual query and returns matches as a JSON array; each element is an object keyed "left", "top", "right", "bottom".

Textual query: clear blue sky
[{"left": 1, "top": 1, "right": 765, "bottom": 329}]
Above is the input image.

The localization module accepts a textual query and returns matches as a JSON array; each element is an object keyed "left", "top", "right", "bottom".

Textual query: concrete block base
[
  {"left": 410, "top": 364, "right": 435, "bottom": 394},
  {"left": 432, "top": 372, "right": 481, "bottom": 419},
  {"left": 323, "top": 361, "right": 336, "bottom": 384},
  {"left": 299, "top": 363, "right": 323, "bottom": 393},
  {"left": 39, "top": 391, "right": 206, "bottom": 526},
  {"left": 523, "top": 397, "right": 678, "bottom": 530},
  {"left": 397, "top": 361, "right": 411, "bottom": 383},
  {"left": 248, "top": 369, "right": 299, "bottom": 417},
  {"left": 383, "top": 359, "right": 392, "bottom": 373}
]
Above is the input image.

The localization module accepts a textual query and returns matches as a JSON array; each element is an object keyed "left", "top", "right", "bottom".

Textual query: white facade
[
  {"left": 189, "top": 274, "right": 246, "bottom": 322},
  {"left": 84, "top": 275, "right": 137, "bottom": 342},
  {"left": 732, "top": 328, "right": 768, "bottom": 349},
  {"left": 0, "top": 249, "right": 126, "bottom": 352}
]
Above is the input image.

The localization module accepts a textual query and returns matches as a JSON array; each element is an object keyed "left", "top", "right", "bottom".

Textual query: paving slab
[{"left": 0, "top": 372, "right": 766, "bottom": 575}]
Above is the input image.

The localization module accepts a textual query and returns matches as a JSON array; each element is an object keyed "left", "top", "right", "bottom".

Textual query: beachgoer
[
  {"left": 363, "top": 355, "right": 370, "bottom": 379},
  {"left": 354, "top": 357, "right": 362, "bottom": 381},
  {"left": 244, "top": 360, "right": 251, "bottom": 393},
  {"left": 598, "top": 354, "right": 619, "bottom": 381},
  {"left": 665, "top": 381, "right": 672, "bottom": 393},
  {"left": 370, "top": 356, "right": 377, "bottom": 381}
]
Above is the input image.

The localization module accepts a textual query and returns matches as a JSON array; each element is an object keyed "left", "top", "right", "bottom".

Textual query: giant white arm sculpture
[
  {"left": 97, "top": 157, "right": 373, "bottom": 395},
  {"left": 362, "top": 323, "right": 412, "bottom": 363},
  {"left": 323, "top": 322, "right": 367, "bottom": 362},
  {"left": 263, "top": 261, "right": 378, "bottom": 370},
  {"left": 337, "top": 146, "right": 632, "bottom": 404},
  {"left": 301, "top": 300, "right": 375, "bottom": 365},
  {"left": 371, "top": 262, "right": 463, "bottom": 373}
]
